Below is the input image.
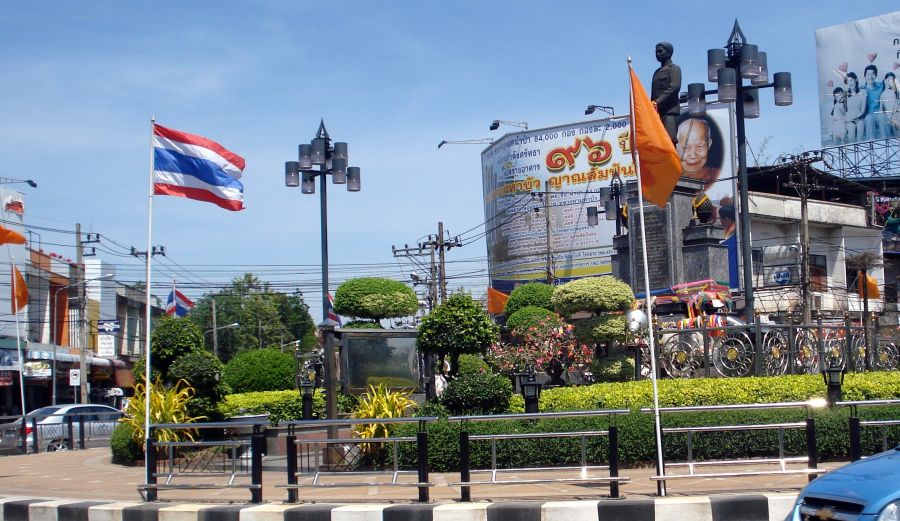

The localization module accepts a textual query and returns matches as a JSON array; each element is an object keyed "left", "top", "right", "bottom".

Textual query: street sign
[
  {"left": 97, "top": 334, "right": 116, "bottom": 357},
  {"left": 97, "top": 320, "right": 121, "bottom": 334},
  {"left": 69, "top": 369, "right": 81, "bottom": 386}
]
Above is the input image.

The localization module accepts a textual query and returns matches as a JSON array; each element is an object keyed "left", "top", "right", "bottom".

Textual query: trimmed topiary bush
[
  {"left": 457, "top": 354, "right": 489, "bottom": 376},
  {"left": 417, "top": 292, "right": 499, "bottom": 377},
  {"left": 551, "top": 276, "right": 634, "bottom": 317},
  {"left": 110, "top": 422, "right": 142, "bottom": 465},
  {"left": 218, "top": 389, "right": 327, "bottom": 422},
  {"left": 590, "top": 354, "right": 635, "bottom": 383},
  {"left": 333, "top": 277, "right": 418, "bottom": 321},
  {"left": 168, "top": 350, "right": 229, "bottom": 421},
  {"left": 573, "top": 314, "right": 628, "bottom": 347},
  {"left": 343, "top": 320, "right": 384, "bottom": 329},
  {"left": 440, "top": 370, "right": 512, "bottom": 415},
  {"left": 506, "top": 306, "right": 560, "bottom": 335},
  {"left": 223, "top": 348, "right": 295, "bottom": 394},
  {"left": 504, "top": 283, "right": 554, "bottom": 316}
]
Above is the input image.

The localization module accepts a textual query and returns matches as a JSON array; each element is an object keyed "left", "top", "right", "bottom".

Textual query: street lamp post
[
  {"left": 52, "top": 274, "right": 112, "bottom": 405},
  {"left": 203, "top": 322, "right": 239, "bottom": 359},
  {"left": 284, "top": 120, "right": 361, "bottom": 424},
  {"left": 686, "top": 20, "right": 792, "bottom": 324}
]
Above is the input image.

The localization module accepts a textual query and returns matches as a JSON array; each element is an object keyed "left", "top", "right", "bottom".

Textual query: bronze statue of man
[{"left": 651, "top": 42, "right": 682, "bottom": 143}]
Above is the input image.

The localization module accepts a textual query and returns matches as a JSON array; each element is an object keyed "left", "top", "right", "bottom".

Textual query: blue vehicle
[{"left": 787, "top": 445, "right": 900, "bottom": 520}]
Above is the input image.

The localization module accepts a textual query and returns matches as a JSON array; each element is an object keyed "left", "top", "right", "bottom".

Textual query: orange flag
[
  {"left": 857, "top": 271, "right": 881, "bottom": 299},
  {"left": 0, "top": 224, "right": 26, "bottom": 246},
  {"left": 629, "top": 64, "right": 682, "bottom": 208},
  {"left": 487, "top": 287, "right": 509, "bottom": 314},
  {"left": 11, "top": 266, "right": 27, "bottom": 313}
]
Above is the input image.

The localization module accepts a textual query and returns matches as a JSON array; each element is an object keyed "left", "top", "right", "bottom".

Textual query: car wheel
[{"left": 47, "top": 440, "right": 69, "bottom": 452}]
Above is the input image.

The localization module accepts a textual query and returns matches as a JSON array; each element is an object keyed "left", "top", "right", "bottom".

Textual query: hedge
[
  {"left": 218, "top": 389, "right": 326, "bottom": 423},
  {"left": 394, "top": 372, "right": 900, "bottom": 471}
]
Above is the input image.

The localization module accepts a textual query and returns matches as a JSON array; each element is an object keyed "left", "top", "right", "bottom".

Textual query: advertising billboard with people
[
  {"left": 481, "top": 104, "right": 736, "bottom": 293},
  {"left": 815, "top": 11, "right": 900, "bottom": 147}
]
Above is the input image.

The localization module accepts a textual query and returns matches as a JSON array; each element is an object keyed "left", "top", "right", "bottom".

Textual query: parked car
[
  {"left": 3, "top": 404, "right": 123, "bottom": 452},
  {"left": 786, "top": 445, "right": 900, "bottom": 520}
]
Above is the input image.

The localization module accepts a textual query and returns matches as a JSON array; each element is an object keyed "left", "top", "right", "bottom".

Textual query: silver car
[{"left": 6, "top": 404, "right": 123, "bottom": 452}]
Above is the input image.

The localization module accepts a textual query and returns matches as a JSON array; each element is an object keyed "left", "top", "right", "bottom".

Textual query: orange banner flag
[
  {"left": 0, "top": 224, "right": 26, "bottom": 246},
  {"left": 487, "top": 287, "right": 509, "bottom": 314},
  {"left": 857, "top": 271, "right": 881, "bottom": 299},
  {"left": 11, "top": 266, "right": 27, "bottom": 313},
  {"left": 629, "top": 64, "right": 682, "bottom": 208}
]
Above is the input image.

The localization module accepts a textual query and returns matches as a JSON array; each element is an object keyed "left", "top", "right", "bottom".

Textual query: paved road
[{"left": 0, "top": 448, "right": 841, "bottom": 504}]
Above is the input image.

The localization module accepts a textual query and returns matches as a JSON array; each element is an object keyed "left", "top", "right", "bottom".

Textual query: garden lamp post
[
  {"left": 685, "top": 20, "right": 793, "bottom": 324},
  {"left": 285, "top": 121, "right": 361, "bottom": 426},
  {"left": 518, "top": 370, "right": 542, "bottom": 414}
]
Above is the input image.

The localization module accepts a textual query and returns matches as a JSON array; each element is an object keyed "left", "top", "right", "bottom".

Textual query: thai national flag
[
  {"left": 166, "top": 286, "right": 194, "bottom": 318},
  {"left": 326, "top": 292, "right": 341, "bottom": 326},
  {"left": 152, "top": 124, "right": 246, "bottom": 211}
]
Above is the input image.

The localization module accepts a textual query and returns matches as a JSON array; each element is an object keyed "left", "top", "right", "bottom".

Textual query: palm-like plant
[
  {"left": 121, "top": 377, "right": 205, "bottom": 448},
  {"left": 352, "top": 383, "right": 416, "bottom": 455}
]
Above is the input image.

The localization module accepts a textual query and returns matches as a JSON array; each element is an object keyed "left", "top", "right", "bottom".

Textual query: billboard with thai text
[
  {"left": 815, "top": 11, "right": 900, "bottom": 147},
  {"left": 482, "top": 104, "right": 737, "bottom": 293}
]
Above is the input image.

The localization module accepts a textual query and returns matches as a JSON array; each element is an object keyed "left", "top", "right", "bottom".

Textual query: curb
[{"left": 0, "top": 494, "right": 798, "bottom": 521}]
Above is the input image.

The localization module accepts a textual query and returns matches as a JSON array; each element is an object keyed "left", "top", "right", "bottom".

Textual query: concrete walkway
[{"left": 0, "top": 448, "right": 836, "bottom": 504}]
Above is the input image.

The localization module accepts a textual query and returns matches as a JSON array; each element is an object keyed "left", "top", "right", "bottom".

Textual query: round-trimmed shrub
[
  {"left": 590, "top": 354, "right": 635, "bottom": 383},
  {"left": 333, "top": 277, "right": 418, "bottom": 321},
  {"left": 573, "top": 315, "right": 627, "bottom": 346},
  {"left": 343, "top": 320, "right": 384, "bottom": 329},
  {"left": 110, "top": 422, "right": 142, "bottom": 465},
  {"left": 506, "top": 306, "right": 562, "bottom": 335},
  {"left": 223, "top": 348, "right": 295, "bottom": 394},
  {"left": 457, "top": 354, "right": 489, "bottom": 376},
  {"left": 440, "top": 370, "right": 512, "bottom": 415},
  {"left": 504, "top": 283, "right": 554, "bottom": 316},
  {"left": 551, "top": 276, "right": 634, "bottom": 317}
]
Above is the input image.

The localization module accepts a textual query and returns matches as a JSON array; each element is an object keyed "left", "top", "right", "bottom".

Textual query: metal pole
[
  {"left": 735, "top": 75, "right": 755, "bottom": 325},
  {"left": 320, "top": 168, "right": 329, "bottom": 322},
  {"left": 544, "top": 181, "right": 554, "bottom": 284},
  {"left": 211, "top": 298, "right": 218, "bottom": 358},
  {"left": 438, "top": 222, "right": 447, "bottom": 303}
]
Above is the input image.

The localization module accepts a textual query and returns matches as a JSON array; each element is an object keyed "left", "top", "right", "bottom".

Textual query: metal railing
[
  {"left": 279, "top": 417, "right": 438, "bottom": 503},
  {"left": 840, "top": 399, "right": 900, "bottom": 460},
  {"left": 641, "top": 401, "right": 826, "bottom": 493},
  {"left": 448, "top": 409, "right": 630, "bottom": 501},
  {"left": 641, "top": 315, "right": 899, "bottom": 380},
  {"left": 142, "top": 419, "right": 267, "bottom": 503}
]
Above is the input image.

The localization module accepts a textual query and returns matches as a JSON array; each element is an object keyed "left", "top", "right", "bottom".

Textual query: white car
[{"left": 10, "top": 404, "right": 123, "bottom": 452}]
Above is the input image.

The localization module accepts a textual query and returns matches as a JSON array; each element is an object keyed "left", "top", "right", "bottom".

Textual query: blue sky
[{"left": 2, "top": 1, "right": 898, "bottom": 321}]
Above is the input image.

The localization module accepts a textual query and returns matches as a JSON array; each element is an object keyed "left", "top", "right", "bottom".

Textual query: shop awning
[{"left": 26, "top": 349, "right": 114, "bottom": 366}]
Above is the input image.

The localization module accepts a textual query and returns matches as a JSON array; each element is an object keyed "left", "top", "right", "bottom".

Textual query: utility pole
[
  {"left": 211, "top": 298, "right": 218, "bottom": 358},
  {"left": 76, "top": 224, "right": 89, "bottom": 404},
  {"left": 783, "top": 154, "right": 832, "bottom": 325},
  {"left": 392, "top": 242, "right": 437, "bottom": 310},
  {"left": 437, "top": 222, "right": 447, "bottom": 303}
]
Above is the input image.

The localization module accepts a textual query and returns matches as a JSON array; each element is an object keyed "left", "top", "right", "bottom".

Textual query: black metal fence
[
  {"left": 0, "top": 410, "right": 121, "bottom": 454},
  {"left": 637, "top": 315, "right": 899, "bottom": 379}
]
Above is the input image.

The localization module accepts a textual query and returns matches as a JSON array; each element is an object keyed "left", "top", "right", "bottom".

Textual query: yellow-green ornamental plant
[
  {"left": 122, "top": 377, "right": 205, "bottom": 448},
  {"left": 352, "top": 383, "right": 416, "bottom": 454}
]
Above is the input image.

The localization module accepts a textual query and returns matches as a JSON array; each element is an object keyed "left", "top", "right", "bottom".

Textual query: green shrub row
[
  {"left": 217, "top": 389, "right": 326, "bottom": 423},
  {"left": 393, "top": 372, "right": 900, "bottom": 471}
]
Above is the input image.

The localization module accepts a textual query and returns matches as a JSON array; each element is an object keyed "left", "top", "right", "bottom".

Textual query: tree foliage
[
  {"left": 416, "top": 292, "right": 498, "bottom": 376},
  {"left": 149, "top": 316, "right": 203, "bottom": 380},
  {"left": 551, "top": 276, "right": 634, "bottom": 316},
  {"left": 504, "top": 282, "right": 554, "bottom": 316},
  {"left": 223, "top": 348, "right": 295, "bottom": 394},
  {"left": 168, "top": 350, "right": 229, "bottom": 420},
  {"left": 332, "top": 277, "right": 419, "bottom": 321},
  {"left": 573, "top": 314, "right": 628, "bottom": 346},
  {"left": 188, "top": 274, "right": 316, "bottom": 361}
]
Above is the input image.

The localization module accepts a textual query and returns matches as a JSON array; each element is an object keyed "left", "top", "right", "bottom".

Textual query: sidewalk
[{"left": 0, "top": 448, "right": 834, "bottom": 503}]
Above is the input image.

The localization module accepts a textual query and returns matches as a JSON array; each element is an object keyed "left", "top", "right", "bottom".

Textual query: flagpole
[
  {"left": 144, "top": 117, "right": 156, "bottom": 474},
  {"left": 9, "top": 253, "right": 26, "bottom": 420},
  {"left": 628, "top": 56, "right": 667, "bottom": 496}
]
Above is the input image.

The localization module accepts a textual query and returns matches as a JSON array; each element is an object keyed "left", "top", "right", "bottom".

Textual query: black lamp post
[
  {"left": 285, "top": 121, "right": 360, "bottom": 425},
  {"left": 686, "top": 20, "right": 793, "bottom": 324},
  {"left": 518, "top": 369, "right": 542, "bottom": 413},
  {"left": 300, "top": 381, "right": 316, "bottom": 420},
  {"left": 822, "top": 360, "right": 845, "bottom": 407}
]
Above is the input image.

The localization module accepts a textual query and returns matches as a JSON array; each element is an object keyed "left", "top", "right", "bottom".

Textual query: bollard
[
  {"left": 608, "top": 424, "right": 619, "bottom": 498},
  {"left": 417, "top": 430, "right": 430, "bottom": 502},
  {"left": 146, "top": 427, "right": 158, "bottom": 501},
  {"left": 78, "top": 415, "right": 86, "bottom": 449},
  {"left": 251, "top": 430, "right": 265, "bottom": 503},
  {"left": 31, "top": 417, "right": 39, "bottom": 454},
  {"left": 805, "top": 417, "right": 818, "bottom": 482},
  {"left": 67, "top": 415, "right": 75, "bottom": 450},
  {"left": 849, "top": 415, "right": 861, "bottom": 462},
  {"left": 459, "top": 430, "right": 471, "bottom": 502},
  {"left": 286, "top": 433, "right": 298, "bottom": 503}
]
